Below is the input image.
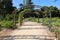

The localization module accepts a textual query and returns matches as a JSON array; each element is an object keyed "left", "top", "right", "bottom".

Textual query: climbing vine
[
  {"left": 34, "top": 11, "right": 40, "bottom": 23},
  {"left": 18, "top": 9, "right": 31, "bottom": 25},
  {"left": 18, "top": 8, "right": 40, "bottom": 25}
]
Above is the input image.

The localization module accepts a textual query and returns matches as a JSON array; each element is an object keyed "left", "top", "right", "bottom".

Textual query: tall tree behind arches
[
  {"left": 0, "top": 0, "right": 14, "bottom": 15},
  {"left": 26, "top": 0, "right": 32, "bottom": 5},
  {"left": 25, "top": 0, "right": 34, "bottom": 9},
  {"left": 3, "top": 0, "right": 14, "bottom": 14}
]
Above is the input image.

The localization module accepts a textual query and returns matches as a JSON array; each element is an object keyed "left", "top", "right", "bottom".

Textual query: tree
[
  {"left": 41, "top": 6, "right": 49, "bottom": 17},
  {"left": 0, "top": 0, "right": 14, "bottom": 15},
  {"left": 19, "top": 3, "right": 24, "bottom": 9},
  {"left": 19, "top": 0, "right": 34, "bottom": 13},
  {"left": 0, "top": 0, "right": 4, "bottom": 15},
  {"left": 58, "top": 9, "right": 60, "bottom": 17},
  {"left": 49, "top": 6, "right": 58, "bottom": 17},
  {"left": 25, "top": 0, "right": 33, "bottom": 9},
  {"left": 26, "top": 0, "right": 32, "bottom": 5},
  {"left": 3, "top": 0, "right": 14, "bottom": 14}
]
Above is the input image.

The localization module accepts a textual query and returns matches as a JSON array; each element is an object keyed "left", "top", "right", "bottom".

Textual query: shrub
[
  {"left": 58, "top": 34, "right": 60, "bottom": 40},
  {"left": 0, "top": 24, "right": 2, "bottom": 31},
  {"left": 44, "top": 18, "right": 49, "bottom": 25},
  {"left": 0, "top": 15, "right": 3, "bottom": 21},
  {"left": 5, "top": 14, "right": 13, "bottom": 21},
  {"left": 28, "top": 17, "right": 36, "bottom": 22},
  {"left": 0, "top": 20, "right": 13, "bottom": 29}
]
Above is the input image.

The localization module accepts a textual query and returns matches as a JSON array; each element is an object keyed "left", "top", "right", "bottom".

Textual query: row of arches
[{"left": 18, "top": 9, "right": 40, "bottom": 25}]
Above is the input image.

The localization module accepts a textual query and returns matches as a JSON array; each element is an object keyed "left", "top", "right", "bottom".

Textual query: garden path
[{"left": 9, "top": 21, "right": 56, "bottom": 40}]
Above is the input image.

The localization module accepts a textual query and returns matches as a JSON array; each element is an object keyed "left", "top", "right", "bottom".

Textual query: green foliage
[
  {"left": 0, "top": 13, "right": 17, "bottom": 30},
  {"left": 25, "top": 0, "right": 33, "bottom": 9},
  {"left": 0, "top": 20, "right": 13, "bottom": 29},
  {"left": 39, "top": 17, "right": 60, "bottom": 27},
  {"left": 28, "top": 17, "right": 36, "bottom": 22},
  {"left": 5, "top": 14, "right": 13, "bottom": 21},
  {"left": 58, "top": 34, "right": 60, "bottom": 40},
  {"left": 18, "top": 9, "right": 31, "bottom": 25},
  {"left": 52, "top": 17, "right": 60, "bottom": 27},
  {"left": 0, "top": 0, "right": 14, "bottom": 15},
  {"left": 0, "top": 15, "right": 3, "bottom": 21},
  {"left": 38, "top": 17, "right": 60, "bottom": 39}
]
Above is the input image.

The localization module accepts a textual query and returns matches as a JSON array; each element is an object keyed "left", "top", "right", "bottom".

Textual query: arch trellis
[{"left": 18, "top": 9, "right": 40, "bottom": 25}]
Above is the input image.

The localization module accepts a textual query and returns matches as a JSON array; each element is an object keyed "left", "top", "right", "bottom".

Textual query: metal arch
[
  {"left": 32, "top": 5, "right": 42, "bottom": 8},
  {"left": 22, "top": 0, "right": 42, "bottom": 9}
]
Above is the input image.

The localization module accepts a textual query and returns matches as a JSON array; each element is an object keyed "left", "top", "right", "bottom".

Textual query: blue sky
[{"left": 13, "top": 0, "right": 60, "bottom": 8}]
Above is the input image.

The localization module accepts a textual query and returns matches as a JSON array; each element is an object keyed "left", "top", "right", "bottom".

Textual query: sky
[{"left": 12, "top": 0, "right": 60, "bottom": 9}]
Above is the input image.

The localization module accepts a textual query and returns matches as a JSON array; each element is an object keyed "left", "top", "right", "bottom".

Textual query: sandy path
[
  {"left": 0, "top": 21, "right": 57, "bottom": 40},
  {"left": 9, "top": 21, "right": 56, "bottom": 40},
  {"left": 0, "top": 29, "right": 12, "bottom": 36}
]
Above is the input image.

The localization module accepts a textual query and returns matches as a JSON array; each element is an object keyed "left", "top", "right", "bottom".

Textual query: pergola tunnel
[{"left": 18, "top": 9, "right": 40, "bottom": 25}]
